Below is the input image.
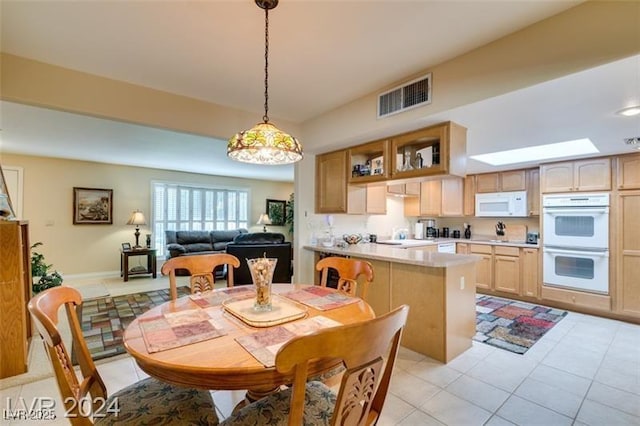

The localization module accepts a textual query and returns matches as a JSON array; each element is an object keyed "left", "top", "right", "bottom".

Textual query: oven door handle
[
  {"left": 544, "top": 247, "right": 609, "bottom": 257},
  {"left": 543, "top": 208, "right": 609, "bottom": 215}
]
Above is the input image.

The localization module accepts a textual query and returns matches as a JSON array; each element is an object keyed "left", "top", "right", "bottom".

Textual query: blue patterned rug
[
  {"left": 474, "top": 295, "right": 568, "bottom": 354},
  {"left": 79, "top": 286, "right": 191, "bottom": 360}
]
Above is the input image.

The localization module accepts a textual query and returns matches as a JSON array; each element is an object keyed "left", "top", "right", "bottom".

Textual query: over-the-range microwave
[{"left": 475, "top": 191, "right": 528, "bottom": 217}]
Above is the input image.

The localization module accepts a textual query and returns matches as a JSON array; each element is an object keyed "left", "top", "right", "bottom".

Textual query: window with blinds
[{"left": 152, "top": 182, "right": 249, "bottom": 257}]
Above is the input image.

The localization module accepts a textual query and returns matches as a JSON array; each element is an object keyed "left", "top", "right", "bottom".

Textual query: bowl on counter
[{"left": 342, "top": 234, "right": 362, "bottom": 245}]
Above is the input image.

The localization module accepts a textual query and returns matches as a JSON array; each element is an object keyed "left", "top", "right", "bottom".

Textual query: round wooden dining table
[{"left": 123, "top": 284, "right": 375, "bottom": 402}]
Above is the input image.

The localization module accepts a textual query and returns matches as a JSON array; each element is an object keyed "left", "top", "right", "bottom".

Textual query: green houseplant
[
  {"left": 285, "top": 192, "right": 294, "bottom": 235},
  {"left": 31, "top": 242, "right": 63, "bottom": 294}
]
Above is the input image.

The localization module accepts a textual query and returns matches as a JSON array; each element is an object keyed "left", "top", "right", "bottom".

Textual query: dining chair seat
[
  {"left": 28, "top": 286, "right": 219, "bottom": 425},
  {"left": 221, "top": 305, "right": 409, "bottom": 426},
  {"left": 220, "top": 381, "right": 334, "bottom": 426},
  {"left": 161, "top": 253, "right": 240, "bottom": 300}
]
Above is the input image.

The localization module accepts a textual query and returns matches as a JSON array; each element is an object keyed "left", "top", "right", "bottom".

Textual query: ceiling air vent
[{"left": 378, "top": 73, "right": 432, "bottom": 118}]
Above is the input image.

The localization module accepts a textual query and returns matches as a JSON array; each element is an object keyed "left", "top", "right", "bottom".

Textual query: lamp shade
[
  {"left": 127, "top": 210, "right": 146, "bottom": 226},
  {"left": 228, "top": 122, "right": 303, "bottom": 165},
  {"left": 257, "top": 213, "right": 272, "bottom": 226}
]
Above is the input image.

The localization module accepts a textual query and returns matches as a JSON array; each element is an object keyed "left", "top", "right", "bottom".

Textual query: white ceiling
[{"left": 1, "top": 0, "right": 639, "bottom": 180}]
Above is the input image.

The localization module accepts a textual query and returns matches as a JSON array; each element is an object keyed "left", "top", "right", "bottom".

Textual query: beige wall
[
  {"left": 2, "top": 153, "right": 293, "bottom": 278},
  {"left": 1, "top": 1, "right": 639, "bottom": 283}
]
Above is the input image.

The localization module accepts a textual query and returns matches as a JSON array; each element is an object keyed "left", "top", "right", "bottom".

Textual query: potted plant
[
  {"left": 31, "top": 242, "right": 63, "bottom": 294},
  {"left": 285, "top": 192, "right": 294, "bottom": 235}
]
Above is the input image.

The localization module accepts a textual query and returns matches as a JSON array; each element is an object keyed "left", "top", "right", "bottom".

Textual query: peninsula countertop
[{"left": 303, "top": 242, "right": 480, "bottom": 268}]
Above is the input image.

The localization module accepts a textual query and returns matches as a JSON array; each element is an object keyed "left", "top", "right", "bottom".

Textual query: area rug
[
  {"left": 79, "top": 286, "right": 191, "bottom": 361},
  {"left": 474, "top": 295, "right": 568, "bottom": 354}
]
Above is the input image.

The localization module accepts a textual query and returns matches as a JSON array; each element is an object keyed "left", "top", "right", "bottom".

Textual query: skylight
[{"left": 470, "top": 138, "right": 599, "bottom": 166}]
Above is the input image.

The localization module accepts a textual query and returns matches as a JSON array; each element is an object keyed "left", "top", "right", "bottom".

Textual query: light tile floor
[{"left": 2, "top": 276, "right": 639, "bottom": 425}]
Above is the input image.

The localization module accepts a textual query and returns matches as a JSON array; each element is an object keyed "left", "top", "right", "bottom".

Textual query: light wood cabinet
[
  {"left": 405, "top": 178, "right": 463, "bottom": 217},
  {"left": 615, "top": 190, "right": 640, "bottom": 318},
  {"left": 541, "top": 158, "right": 611, "bottom": 193},
  {"left": 390, "top": 121, "right": 467, "bottom": 180},
  {"left": 617, "top": 153, "right": 640, "bottom": 189},
  {"left": 347, "top": 184, "right": 387, "bottom": 215},
  {"left": 526, "top": 168, "right": 540, "bottom": 216},
  {"left": 470, "top": 244, "right": 492, "bottom": 290},
  {"left": 493, "top": 246, "right": 520, "bottom": 294},
  {"left": 387, "top": 182, "right": 420, "bottom": 196},
  {"left": 463, "top": 175, "right": 475, "bottom": 216},
  {"left": 348, "top": 139, "right": 390, "bottom": 184},
  {"left": 456, "top": 243, "right": 469, "bottom": 254},
  {"left": 0, "top": 221, "right": 30, "bottom": 379},
  {"left": 522, "top": 247, "right": 539, "bottom": 298},
  {"left": 475, "top": 170, "right": 526, "bottom": 193},
  {"left": 316, "top": 150, "right": 348, "bottom": 213}
]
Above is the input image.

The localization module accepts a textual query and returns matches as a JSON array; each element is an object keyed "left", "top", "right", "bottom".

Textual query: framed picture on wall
[
  {"left": 266, "top": 199, "right": 286, "bottom": 226},
  {"left": 73, "top": 187, "right": 113, "bottom": 224}
]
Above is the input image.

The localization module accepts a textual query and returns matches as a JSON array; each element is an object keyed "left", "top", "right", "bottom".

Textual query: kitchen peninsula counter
[{"left": 304, "top": 243, "right": 479, "bottom": 363}]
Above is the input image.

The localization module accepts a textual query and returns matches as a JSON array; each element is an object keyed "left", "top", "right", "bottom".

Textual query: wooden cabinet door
[
  {"left": 526, "top": 168, "right": 540, "bottom": 216},
  {"left": 475, "top": 254, "right": 493, "bottom": 290},
  {"left": 541, "top": 162, "right": 574, "bottom": 192},
  {"left": 616, "top": 191, "right": 640, "bottom": 318},
  {"left": 574, "top": 158, "right": 611, "bottom": 191},
  {"left": 456, "top": 243, "right": 469, "bottom": 254},
  {"left": 316, "top": 150, "right": 347, "bottom": 213},
  {"left": 470, "top": 244, "right": 492, "bottom": 290},
  {"left": 365, "top": 185, "right": 387, "bottom": 214},
  {"left": 617, "top": 153, "right": 640, "bottom": 190},
  {"left": 463, "top": 175, "right": 475, "bottom": 216},
  {"left": 441, "top": 178, "right": 463, "bottom": 216},
  {"left": 405, "top": 182, "right": 421, "bottom": 196},
  {"left": 521, "top": 248, "right": 539, "bottom": 298},
  {"left": 494, "top": 255, "right": 520, "bottom": 294},
  {"left": 419, "top": 180, "right": 442, "bottom": 216},
  {"left": 387, "top": 184, "right": 405, "bottom": 195},
  {"left": 500, "top": 170, "right": 526, "bottom": 191},
  {"left": 475, "top": 173, "right": 500, "bottom": 193}
]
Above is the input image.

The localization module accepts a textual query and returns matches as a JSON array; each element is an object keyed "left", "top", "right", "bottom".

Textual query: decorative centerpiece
[{"left": 247, "top": 256, "right": 277, "bottom": 312}]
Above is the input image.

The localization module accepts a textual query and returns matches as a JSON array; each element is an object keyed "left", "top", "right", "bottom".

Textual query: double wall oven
[{"left": 542, "top": 193, "right": 609, "bottom": 294}]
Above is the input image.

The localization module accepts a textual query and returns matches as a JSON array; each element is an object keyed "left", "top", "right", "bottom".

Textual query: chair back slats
[
  {"left": 316, "top": 257, "right": 374, "bottom": 300},
  {"left": 161, "top": 253, "right": 240, "bottom": 299},
  {"left": 28, "top": 287, "right": 107, "bottom": 425},
  {"left": 275, "top": 304, "right": 409, "bottom": 426}
]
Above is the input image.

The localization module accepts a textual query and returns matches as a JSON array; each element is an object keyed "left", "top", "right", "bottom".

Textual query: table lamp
[
  {"left": 257, "top": 213, "right": 271, "bottom": 233},
  {"left": 127, "top": 210, "right": 146, "bottom": 249}
]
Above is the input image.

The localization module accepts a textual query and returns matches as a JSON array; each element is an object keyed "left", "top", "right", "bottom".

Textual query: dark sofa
[
  {"left": 165, "top": 229, "right": 248, "bottom": 258},
  {"left": 165, "top": 229, "right": 248, "bottom": 277},
  {"left": 225, "top": 232, "right": 293, "bottom": 285}
]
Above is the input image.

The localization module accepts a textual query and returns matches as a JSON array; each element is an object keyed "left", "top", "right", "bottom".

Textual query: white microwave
[{"left": 475, "top": 191, "right": 528, "bottom": 217}]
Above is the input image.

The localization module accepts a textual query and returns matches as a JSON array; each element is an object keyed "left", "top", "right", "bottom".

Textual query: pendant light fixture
[{"left": 227, "top": 0, "right": 303, "bottom": 165}]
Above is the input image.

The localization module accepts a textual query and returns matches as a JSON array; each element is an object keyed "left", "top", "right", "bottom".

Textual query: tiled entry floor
[{"left": 2, "top": 304, "right": 638, "bottom": 425}]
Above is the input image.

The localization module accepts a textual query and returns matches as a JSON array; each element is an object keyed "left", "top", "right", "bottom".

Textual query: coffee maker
[{"left": 425, "top": 219, "right": 437, "bottom": 239}]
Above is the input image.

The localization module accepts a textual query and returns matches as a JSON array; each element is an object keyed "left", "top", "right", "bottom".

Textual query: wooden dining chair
[
  {"left": 316, "top": 256, "right": 374, "bottom": 301},
  {"left": 28, "top": 286, "right": 219, "bottom": 425},
  {"left": 220, "top": 304, "right": 409, "bottom": 426},
  {"left": 161, "top": 253, "right": 240, "bottom": 300}
]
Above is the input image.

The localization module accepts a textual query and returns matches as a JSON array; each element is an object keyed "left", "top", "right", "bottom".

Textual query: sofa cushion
[
  {"left": 210, "top": 229, "right": 247, "bottom": 244},
  {"left": 183, "top": 243, "right": 215, "bottom": 253},
  {"left": 232, "top": 232, "right": 285, "bottom": 245},
  {"left": 176, "top": 230, "right": 212, "bottom": 245}
]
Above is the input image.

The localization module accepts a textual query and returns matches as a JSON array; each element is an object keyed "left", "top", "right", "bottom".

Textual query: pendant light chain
[{"left": 263, "top": 7, "right": 270, "bottom": 123}]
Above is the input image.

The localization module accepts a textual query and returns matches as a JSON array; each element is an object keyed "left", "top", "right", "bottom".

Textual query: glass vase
[{"left": 247, "top": 257, "right": 277, "bottom": 312}]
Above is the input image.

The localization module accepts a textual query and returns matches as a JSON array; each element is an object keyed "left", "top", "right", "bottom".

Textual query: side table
[{"left": 121, "top": 248, "right": 157, "bottom": 282}]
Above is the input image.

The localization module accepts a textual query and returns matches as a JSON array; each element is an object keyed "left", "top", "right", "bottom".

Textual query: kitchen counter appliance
[
  {"left": 542, "top": 193, "right": 609, "bottom": 294},
  {"left": 475, "top": 191, "right": 527, "bottom": 217}
]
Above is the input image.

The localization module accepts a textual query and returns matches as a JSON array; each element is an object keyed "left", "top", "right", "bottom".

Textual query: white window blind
[{"left": 152, "top": 182, "right": 249, "bottom": 257}]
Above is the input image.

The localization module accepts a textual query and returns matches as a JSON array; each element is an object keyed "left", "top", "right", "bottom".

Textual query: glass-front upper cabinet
[
  {"left": 390, "top": 121, "right": 467, "bottom": 179},
  {"left": 348, "top": 139, "right": 390, "bottom": 184}
]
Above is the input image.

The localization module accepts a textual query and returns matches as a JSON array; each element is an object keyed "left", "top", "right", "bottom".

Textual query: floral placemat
[
  {"left": 138, "top": 308, "right": 228, "bottom": 353},
  {"left": 235, "top": 316, "right": 342, "bottom": 367},
  {"left": 281, "top": 286, "right": 359, "bottom": 311},
  {"left": 189, "top": 286, "right": 254, "bottom": 308}
]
